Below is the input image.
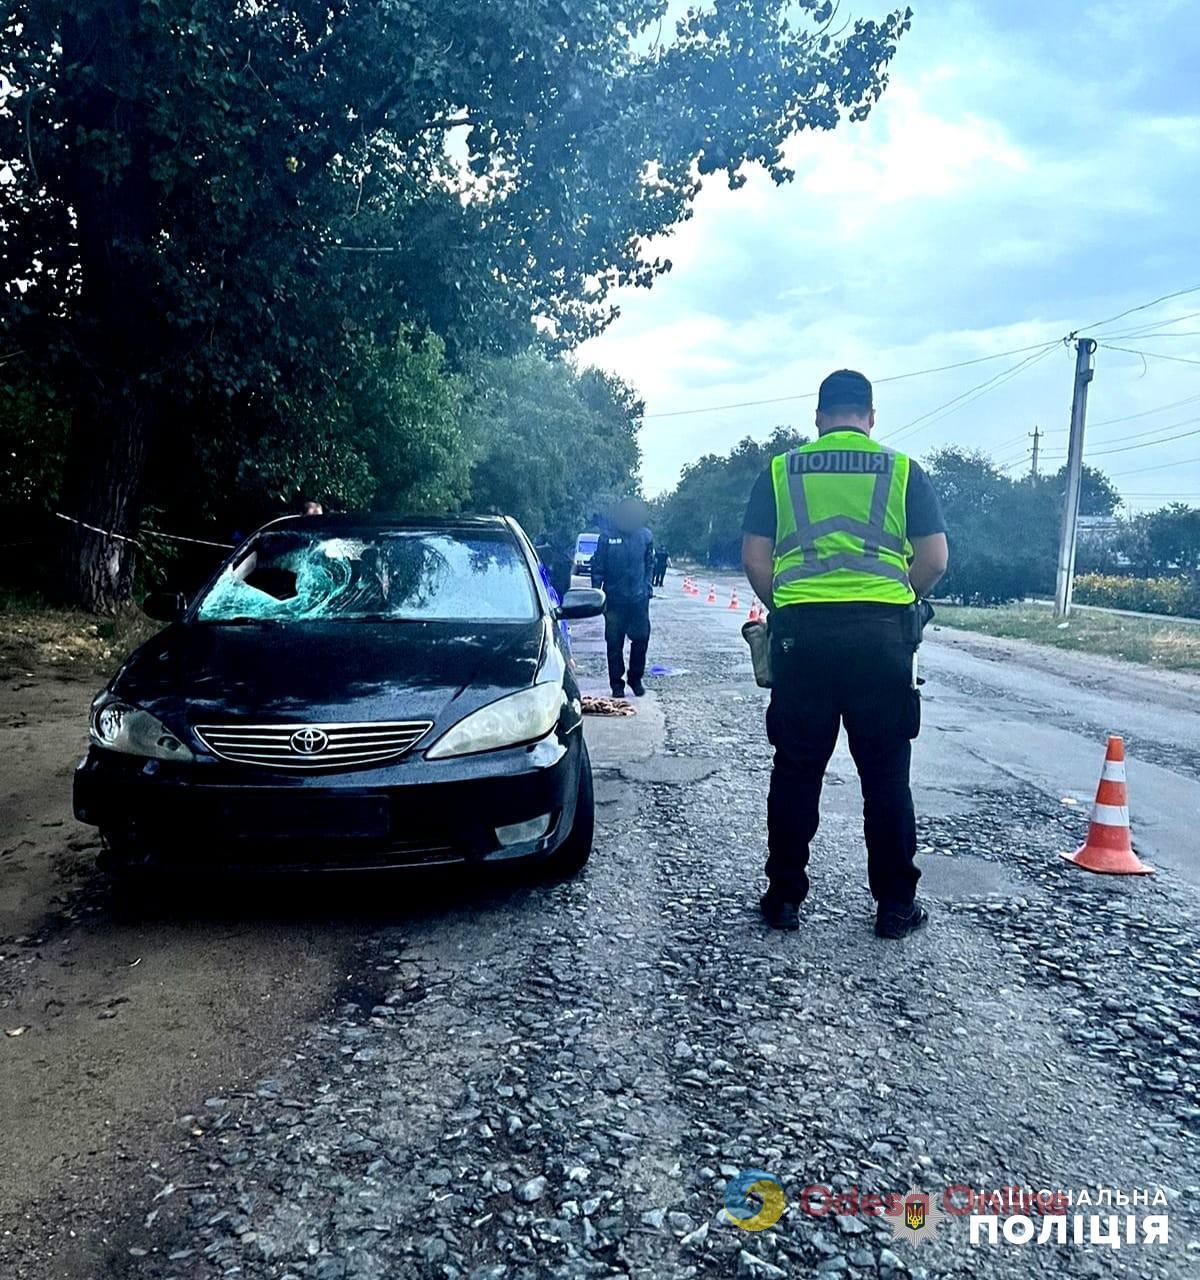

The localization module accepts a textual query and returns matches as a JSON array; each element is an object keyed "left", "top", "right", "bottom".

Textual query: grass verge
[{"left": 933, "top": 603, "right": 1200, "bottom": 673}]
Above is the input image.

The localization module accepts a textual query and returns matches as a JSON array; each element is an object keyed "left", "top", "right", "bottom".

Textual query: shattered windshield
[{"left": 195, "top": 530, "right": 537, "bottom": 623}]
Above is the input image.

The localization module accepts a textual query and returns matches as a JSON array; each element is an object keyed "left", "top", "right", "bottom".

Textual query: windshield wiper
[
  {"left": 205, "top": 615, "right": 283, "bottom": 626},
  {"left": 332, "top": 612, "right": 414, "bottom": 622}
]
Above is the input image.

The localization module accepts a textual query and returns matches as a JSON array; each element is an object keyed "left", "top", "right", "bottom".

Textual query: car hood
[{"left": 112, "top": 618, "right": 548, "bottom": 730}]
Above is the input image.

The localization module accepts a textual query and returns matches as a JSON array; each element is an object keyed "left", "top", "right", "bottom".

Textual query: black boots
[
  {"left": 760, "top": 891, "right": 801, "bottom": 931},
  {"left": 875, "top": 899, "right": 929, "bottom": 940}
]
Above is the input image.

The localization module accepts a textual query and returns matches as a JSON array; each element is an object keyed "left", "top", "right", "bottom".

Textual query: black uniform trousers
[
  {"left": 765, "top": 605, "right": 920, "bottom": 906},
  {"left": 604, "top": 598, "right": 650, "bottom": 688}
]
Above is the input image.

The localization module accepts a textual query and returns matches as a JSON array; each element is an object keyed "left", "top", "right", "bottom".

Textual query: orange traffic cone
[
  {"left": 706, "top": 583, "right": 717, "bottom": 604},
  {"left": 682, "top": 576, "right": 691, "bottom": 593},
  {"left": 1060, "top": 735, "right": 1153, "bottom": 875},
  {"left": 747, "top": 599, "right": 761, "bottom": 622},
  {"left": 728, "top": 588, "right": 740, "bottom": 610}
]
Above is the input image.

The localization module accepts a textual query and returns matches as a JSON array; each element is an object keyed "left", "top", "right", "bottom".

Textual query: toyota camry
[{"left": 73, "top": 515, "right": 605, "bottom": 879}]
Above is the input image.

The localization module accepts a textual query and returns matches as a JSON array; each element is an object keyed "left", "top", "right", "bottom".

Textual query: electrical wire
[
  {"left": 882, "top": 344, "right": 1060, "bottom": 445},
  {"left": 640, "top": 286, "right": 1200, "bottom": 425},
  {"left": 1105, "top": 310, "right": 1200, "bottom": 339},
  {"left": 1089, "top": 392, "right": 1200, "bottom": 428},
  {"left": 1101, "top": 331, "right": 1200, "bottom": 340},
  {"left": 1102, "top": 345, "right": 1200, "bottom": 369},
  {"left": 1084, "top": 417, "right": 1200, "bottom": 459},
  {"left": 639, "top": 340, "right": 1063, "bottom": 420},
  {"left": 1071, "top": 284, "right": 1200, "bottom": 337},
  {"left": 1108, "top": 455, "right": 1200, "bottom": 479}
]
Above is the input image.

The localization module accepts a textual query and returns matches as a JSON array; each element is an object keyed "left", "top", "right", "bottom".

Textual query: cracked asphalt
[{"left": 2, "top": 570, "right": 1198, "bottom": 1278}]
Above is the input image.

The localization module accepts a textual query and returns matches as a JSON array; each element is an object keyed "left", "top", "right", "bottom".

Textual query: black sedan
[{"left": 73, "top": 515, "right": 606, "bottom": 879}]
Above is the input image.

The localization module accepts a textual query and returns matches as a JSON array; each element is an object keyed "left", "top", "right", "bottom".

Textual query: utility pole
[
  {"left": 1029, "top": 425, "right": 1041, "bottom": 479},
  {"left": 1053, "top": 339, "right": 1098, "bottom": 619}
]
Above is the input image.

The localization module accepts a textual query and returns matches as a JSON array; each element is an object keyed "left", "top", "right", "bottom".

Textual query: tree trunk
[
  {"left": 59, "top": 391, "right": 151, "bottom": 613},
  {"left": 55, "top": 1, "right": 159, "bottom": 613}
]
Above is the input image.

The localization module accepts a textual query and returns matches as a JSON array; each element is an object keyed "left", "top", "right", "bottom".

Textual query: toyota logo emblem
[{"left": 290, "top": 727, "right": 329, "bottom": 755}]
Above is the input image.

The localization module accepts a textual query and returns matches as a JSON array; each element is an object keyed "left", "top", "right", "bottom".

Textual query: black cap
[{"left": 818, "top": 369, "right": 873, "bottom": 412}]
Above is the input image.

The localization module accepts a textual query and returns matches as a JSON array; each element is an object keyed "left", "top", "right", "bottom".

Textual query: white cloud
[{"left": 577, "top": 1, "right": 1200, "bottom": 503}]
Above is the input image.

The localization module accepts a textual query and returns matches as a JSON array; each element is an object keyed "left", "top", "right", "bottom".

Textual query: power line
[
  {"left": 1071, "top": 284, "right": 1200, "bottom": 337},
  {"left": 1106, "top": 310, "right": 1200, "bottom": 339},
  {"left": 882, "top": 344, "right": 1060, "bottom": 444},
  {"left": 642, "top": 285, "right": 1200, "bottom": 425},
  {"left": 1085, "top": 417, "right": 1200, "bottom": 458},
  {"left": 1102, "top": 344, "right": 1200, "bottom": 369},
  {"left": 990, "top": 431, "right": 1035, "bottom": 453},
  {"left": 1108, "top": 454, "right": 1200, "bottom": 479},
  {"left": 1102, "top": 331, "right": 1200, "bottom": 340},
  {"left": 1089, "top": 392, "right": 1200, "bottom": 428},
  {"left": 639, "top": 340, "right": 1062, "bottom": 420}
]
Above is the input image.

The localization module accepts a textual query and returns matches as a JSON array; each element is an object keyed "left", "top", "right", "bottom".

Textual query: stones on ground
[
  {"left": 101, "top": 617, "right": 1200, "bottom": 1280},
  {"left": 517, "top": 1176, "right": 548, "bottom": 1204}
]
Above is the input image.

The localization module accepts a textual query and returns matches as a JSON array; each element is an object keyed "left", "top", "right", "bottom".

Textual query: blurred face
[
  {"left": 303, "top": 501, "right": 323, "bottom": 516},
  {"left": 614, "top": 497, "right": 647, "bottom": 534}
]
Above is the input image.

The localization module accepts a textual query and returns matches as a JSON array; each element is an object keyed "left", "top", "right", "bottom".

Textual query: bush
[{"left": 1073, "top": 573, "right": 1200, "bottom": 618}]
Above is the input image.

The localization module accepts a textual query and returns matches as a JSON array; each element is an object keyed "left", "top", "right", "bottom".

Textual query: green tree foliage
[
  {"left": 178, "top": 331, "right": 469, "bottom": 531},
  {"left": 923, "top": 447, "right": 1065, "bottom": 603},
  {"left": 657, "top": 428, "right": 809, "bottom": 565},
  {"left": 1, "top": 0, "right": 910, "bottom": 609},
  {"left": 926, "top": 451, "right": 1123, "bottom": 603},
  {"left": 0, "top": 373, "right": 69, "bottom": 517},
  {"left": 1110, "top": 503, "right": 1200, "bottom": 577},
  {"left": 464, "top": 353, "right": 641, "bottom": 542},
  {"left": 1068, "top": 464, "right": 1121, "bottom": 519}
]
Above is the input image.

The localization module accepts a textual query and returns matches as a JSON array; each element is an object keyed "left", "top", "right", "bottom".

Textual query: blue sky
[{"left": 577, "top": 0, "right": 1200, "bottom": 508}]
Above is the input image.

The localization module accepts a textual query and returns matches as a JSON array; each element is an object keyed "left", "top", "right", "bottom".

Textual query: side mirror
[
  {"left": 557, "top": 587, "right": 605, "bottom": 621},
  {"left": 143, "top": 591, "right": 187, "bottom": 623}
]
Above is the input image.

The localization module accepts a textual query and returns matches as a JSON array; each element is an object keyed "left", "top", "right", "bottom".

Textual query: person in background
[
  {"left": 741, "top": 369, "right": 948, "bottom": 940},
  {"left": 535, "top": 532, "right": 574, "bottom": 603},
  {"left": 301, "top": 499, "right": 324, "bottom": 516},
  {"left": 652, "top": 545, "right": 669, "bottom": 588},
  {"left": 590, "top": 497, "right": 654, "bottom": 698}
]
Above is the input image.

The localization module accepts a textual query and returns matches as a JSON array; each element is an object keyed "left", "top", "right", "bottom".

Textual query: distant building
[{"left": 1077, "top": 514, "right": 1121, "bottom": 545}]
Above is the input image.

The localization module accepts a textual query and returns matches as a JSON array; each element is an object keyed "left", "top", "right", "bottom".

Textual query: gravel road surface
[{"left": 2, "top": 571, "right": 1197, "bottom": 1278}]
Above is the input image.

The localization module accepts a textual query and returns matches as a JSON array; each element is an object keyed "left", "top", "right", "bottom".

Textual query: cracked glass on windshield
[{"left": 195, "top": 530, "right": 537, "bottom": 622}]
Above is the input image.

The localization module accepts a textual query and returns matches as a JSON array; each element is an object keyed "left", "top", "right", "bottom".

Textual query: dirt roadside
[{"left": 0, "top": 639, "right": 364, "bottom": 1280}]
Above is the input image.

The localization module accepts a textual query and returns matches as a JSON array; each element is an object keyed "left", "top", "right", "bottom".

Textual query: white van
[{"left": 574, "top": 532, "right": 600, "bottom": 574}]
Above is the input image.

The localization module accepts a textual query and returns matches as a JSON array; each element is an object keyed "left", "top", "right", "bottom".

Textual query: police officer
[
  {"left": 591, "top": 497, "right": 655, "bottom": 698},
  {"left": 652, "top": 546, "right": 669, "bottom": 588},
  {"left": 741, "top": 370, "right": 948, "bottom": 938}
]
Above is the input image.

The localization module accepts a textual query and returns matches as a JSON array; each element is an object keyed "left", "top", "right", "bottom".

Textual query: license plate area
[{"left": 211, "top": 794, "right": 391, "bottom": 840}]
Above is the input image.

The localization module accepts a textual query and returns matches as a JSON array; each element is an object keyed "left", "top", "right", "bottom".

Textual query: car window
[{"left": 195, "top": 530, "right": 537, "bottom": 622}]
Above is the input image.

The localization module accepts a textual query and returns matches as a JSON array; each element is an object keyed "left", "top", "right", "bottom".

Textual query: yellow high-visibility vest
[{"left": 770, "top": 431, "right": 915, "bottom": 606}]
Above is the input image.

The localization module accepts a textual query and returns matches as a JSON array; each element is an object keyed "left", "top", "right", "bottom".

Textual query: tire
[
  {"left": 97, "top": 832, "right": 154, "bottom": 917},
  {"left": 541, "top": 739, "right": 594, "bottom": 880}
]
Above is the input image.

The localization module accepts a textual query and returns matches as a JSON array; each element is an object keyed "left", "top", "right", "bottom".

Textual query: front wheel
[{"left": 541, "top": 739, "right": 594, "bottom": 879}]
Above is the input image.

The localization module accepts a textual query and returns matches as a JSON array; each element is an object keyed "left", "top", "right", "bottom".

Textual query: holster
[
  {"left": 903, "top": 598, "right": 935, "bottom": 648},
  {"left": 741, "top": 617, "right": 773, "bottom": 688}
]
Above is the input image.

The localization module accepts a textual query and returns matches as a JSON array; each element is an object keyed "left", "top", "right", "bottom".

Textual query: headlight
[
  {"left": 425, "top": 683, "right": 564, "bottom": 760},
  {"left": 90, "top": 695, "right": 195, "bottom": 761}
]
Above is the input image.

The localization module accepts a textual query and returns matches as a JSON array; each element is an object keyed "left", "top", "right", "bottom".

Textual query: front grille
[{"left": 194, "top": 721, "right": 433, "bottom": 771}]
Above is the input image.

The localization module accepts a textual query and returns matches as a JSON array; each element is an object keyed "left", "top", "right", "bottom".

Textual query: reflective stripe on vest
[{"left": 770, "top": 433, "right": 915, "bottom": 606}]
